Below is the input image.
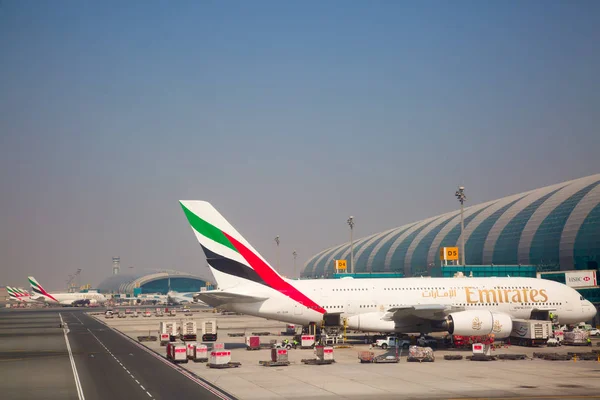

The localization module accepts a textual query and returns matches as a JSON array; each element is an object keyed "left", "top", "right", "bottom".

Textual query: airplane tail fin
[
  {"left": 179, "top": 201, "right": 325, "bottom": 314},
  {"left": 7, "top": 287, "right": 21, "bottom": 301},
  {"left": 179, "top": 201, "right": 281, "bottom": 289},
  {"left": 28, "top": 276, "right": 58, "bottom": 302}
]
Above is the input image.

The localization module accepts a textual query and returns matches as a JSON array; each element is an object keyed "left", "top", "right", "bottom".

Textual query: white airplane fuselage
[
  {"left": 218, "top": 276, "right": 596, "bottom": 331},
  {"left": 41, "top": 292, "right": 107, "bottom": 306}
]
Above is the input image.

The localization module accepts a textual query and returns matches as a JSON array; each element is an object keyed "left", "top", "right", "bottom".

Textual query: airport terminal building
[
  {"left": 302, "top": 174, "right": 600, "bottom": 278},
  {"left": 97, "top": 271, "right": 210, "bottom": 295}
]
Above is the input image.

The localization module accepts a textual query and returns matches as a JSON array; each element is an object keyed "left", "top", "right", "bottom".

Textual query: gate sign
[
  {"left": 565, "top": 270, "right": 597, "bottom": 288},
  {"left": 335, "top": 260, "right": 347, "bottom": 270},
  {"left": 440, "top": 247, "right": 459, "bottom": 261}
]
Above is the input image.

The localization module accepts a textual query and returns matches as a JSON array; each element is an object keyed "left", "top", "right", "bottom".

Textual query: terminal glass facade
[
  {"left": 140, "top": 277, "right": 206, "bottom": 294},
  {"left": 302, "top": 174, "right": 600, "bottom": 278},
  {"left": 440, "top": 265, "right": 537, "bottom": 278}
]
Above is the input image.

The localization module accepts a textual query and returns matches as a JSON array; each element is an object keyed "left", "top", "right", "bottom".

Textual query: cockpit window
[{"left": 580, "top": 296, "right": 584, "bottom": 300}]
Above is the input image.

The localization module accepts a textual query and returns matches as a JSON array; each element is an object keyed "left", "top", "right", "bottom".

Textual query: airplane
[
  {"left": 167, "top": 290, "right": 208, "bottom": 306},
  {"left": 6, "top": 286, "right": 41, "bottom": 303},
  {"left": 167, "top": 291, "right": 195, "bottom": 305},
  {"left": 28, "top": 276, "right": 108, "bottom": 306},
  {"left": 180, "top": 200, "right": 597, "bottom": 338}
]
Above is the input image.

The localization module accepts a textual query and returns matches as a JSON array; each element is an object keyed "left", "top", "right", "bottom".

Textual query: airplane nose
[{"left": 584, "top": 301, "right": 597, "bottom": 320}]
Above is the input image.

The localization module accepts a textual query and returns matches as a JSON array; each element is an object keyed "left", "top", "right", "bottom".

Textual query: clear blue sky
[{"left": 1, "top": 0, "right": 599, "bottom": 289}]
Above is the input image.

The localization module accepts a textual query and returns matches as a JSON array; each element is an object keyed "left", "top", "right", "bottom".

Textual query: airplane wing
[
  {"left": 382, "top": 304, "right": 464, "bottom": 322},
  {"left": 193, "top": 290, "right": 267, "bottom": 307}
]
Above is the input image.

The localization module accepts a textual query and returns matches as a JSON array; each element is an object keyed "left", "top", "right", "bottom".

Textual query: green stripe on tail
[{"left": 180, "top": 202, "right": 238, "bottom": 253}]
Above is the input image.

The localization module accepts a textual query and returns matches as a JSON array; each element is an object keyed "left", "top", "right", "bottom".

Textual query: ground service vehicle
[
  {"left": 201, "top": 319, "right": 217, "bottom": 341},
  {"left": 159, "top": 321, "right": 178, "bottom": 343},
  {"left": 180, "top": 320, "right": 197, "bottom": 341},
  {"left": 510, "top": 319, "right": 552, "bottom": 346},
  {"left": 375, "top": 337, "right": 410, "bottom": 349},
  {"left": 576, "top": 323, "right": 599, "bottom": 336},
  {"left": 417, "top": 336, "right": 438, "bottom": 348}
]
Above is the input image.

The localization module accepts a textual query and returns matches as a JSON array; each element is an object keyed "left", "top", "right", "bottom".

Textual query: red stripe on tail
[
  {"left": 223, "top": 233, "right": 326, "bottom": 314},
  {"left": 37, "top": 286, "right": 59, "bottom": 303}
]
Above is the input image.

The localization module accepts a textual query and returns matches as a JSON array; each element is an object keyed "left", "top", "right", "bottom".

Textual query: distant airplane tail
[
  {"left": 7, "top": 287, "right": 22, "bottom": 301},
  {"left": 28, "top": 276, "right": 58, "bottom": 302},
  {"left": 179, "top": 201, "right": 325, "bottom": 313},
  {"left": 7, "top": 286, "right": 32, "bottom": 301}
]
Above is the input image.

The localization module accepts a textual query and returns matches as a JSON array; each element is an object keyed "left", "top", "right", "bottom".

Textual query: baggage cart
[
  {"left": 192, "top": 344, "right": 208, "bottom": 362},
  {"left": 246, "top": 336, "right": 261, "bottom": 350},
  {"left": 166, "top": 342, "right": 188, "bottom": 363}
]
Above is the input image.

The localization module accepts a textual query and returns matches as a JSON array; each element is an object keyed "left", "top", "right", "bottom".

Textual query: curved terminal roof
[
  {"left": 97, "top": 270, "right": 207, "bottom": 294},
  {"left": 302, "top": 174, "right": 600, "bottom": 277}
]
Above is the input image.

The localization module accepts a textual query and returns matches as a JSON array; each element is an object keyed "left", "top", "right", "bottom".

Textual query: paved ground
[
  {"left": 0, "top": 308, "right": 235, "bottom": 400},
  {"left": 96, "top": 312, "right": 600, "bottom": 400},
  {"left": 0, "top": 311, "right": 79, "bottom": 399}
]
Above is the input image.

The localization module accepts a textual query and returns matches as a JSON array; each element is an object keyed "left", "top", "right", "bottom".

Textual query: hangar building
[
  {"left": 302, "top": 174, "right": 600, "bottom": 278},
  {"left": 97, "top": 270, "right": 210, "bottom": 295}
]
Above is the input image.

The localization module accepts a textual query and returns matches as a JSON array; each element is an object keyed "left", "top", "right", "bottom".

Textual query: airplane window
[{"left": 580, "top": 296, "right": 584, "bottom": 300}]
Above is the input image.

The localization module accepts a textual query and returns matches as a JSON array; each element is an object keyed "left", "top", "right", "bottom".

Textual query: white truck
[
  {"left": 180, "top": 320, "right": 197, "bottom": 341},
  {"left": 159, "top": 321, "right": 178, "bottom": 345},
  {"left": 374, "top": 336, "right": 410, "bottom": 349},
  {"left": 576, "top": 323, "right": 600, "bottom": 336},
  {"left": 201, "top": 319, "right": 217, "bottom": 342},
  {"left": 510, "top": 319, "right": 552, "bottom": 346}
]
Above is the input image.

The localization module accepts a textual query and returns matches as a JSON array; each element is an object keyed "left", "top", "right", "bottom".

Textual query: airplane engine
[
  {"left": 445, "top": 310, "right": 512, "bottom": 338},
  {"left": 72, "top": 299, "right": 91, "bottom": 307},
  {"left": 346, "top": 312, "right": 395, "bottom": 332}
]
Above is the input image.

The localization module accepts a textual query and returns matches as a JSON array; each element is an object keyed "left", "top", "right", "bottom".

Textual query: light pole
[
  {"left": 347, "top": 216, "right": 355, "bottom": 274},
  {"left": 274, "top": 235, "right": 280, "bottom": 271},
  {"left": 292, "top": 250, "right": 297, "bottom": 278},
  {"left": 455, "top": 186, "right": 467, "bottom": 266}
]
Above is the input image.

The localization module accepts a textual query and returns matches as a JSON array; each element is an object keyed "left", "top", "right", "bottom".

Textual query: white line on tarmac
[
  {"left": 85, "top": 325, "right": 153, "bottom": 398},
  {"left": 92, "top": 317, "right": 233, "bottom": 400},
  {"left": 60, "top": 313, "right": 85, "bottom": 400}
]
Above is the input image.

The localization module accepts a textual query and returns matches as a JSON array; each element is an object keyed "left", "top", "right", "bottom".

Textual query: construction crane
[{"left": 66, "top": 269, "right": 82, "bottom": 293}]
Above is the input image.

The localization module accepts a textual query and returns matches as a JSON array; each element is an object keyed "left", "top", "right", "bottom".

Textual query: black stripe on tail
[{"left": 200, "top": 246, "right": 267, "bottom": 286}]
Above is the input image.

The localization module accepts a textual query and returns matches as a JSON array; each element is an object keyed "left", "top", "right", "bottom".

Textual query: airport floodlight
[
  {"left": 455, "top": 187, "right": 466, "bottom": 204},
  {"left": 274, "top": 236, "right": 280, "bottom": 271},
  {"left": 293, "top": 250, "right": 297, "bottom": 278},
  {"left": 347, "top": 216, "right": 355, "bottom": 274},
  {"left": 455, "top": 186, "right": 467, "bottom": 265}
]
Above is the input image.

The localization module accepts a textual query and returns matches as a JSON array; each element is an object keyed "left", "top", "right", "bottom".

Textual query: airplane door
[
  {"left": 294, "top": 303, "right": 303, "bottom": 315},
  {"left": 566, "top": 300, "right": 573, "bottom": 312},
  {"left": 346, "top": 301, "right": 356, "bottom": 315}
]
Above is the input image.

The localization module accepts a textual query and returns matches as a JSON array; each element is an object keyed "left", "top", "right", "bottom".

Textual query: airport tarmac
[
  {"left": 95, "top": 311, "right": 600, "bottom": 400},
  {"left": 0, "top": 308, "right": 233, "bottom": 400},
  {"left": 0, "top": 311, "right": 79, "bottom": 399}
]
